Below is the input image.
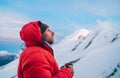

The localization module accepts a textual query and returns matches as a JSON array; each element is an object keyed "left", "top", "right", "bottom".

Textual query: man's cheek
[{"left": 48, "top": 33, "right": 52, "bottom": 37}]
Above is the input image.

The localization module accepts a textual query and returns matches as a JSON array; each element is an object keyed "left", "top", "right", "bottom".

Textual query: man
[{"left": 18, "top": 21, "right": 74, "bottom": 78}]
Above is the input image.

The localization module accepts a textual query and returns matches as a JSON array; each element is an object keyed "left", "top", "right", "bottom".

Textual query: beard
[{"left": 47, "top": 39, "right": 54, "bottom": 45}]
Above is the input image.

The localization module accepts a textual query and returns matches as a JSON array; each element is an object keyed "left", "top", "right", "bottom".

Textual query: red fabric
[{"left": 18, "top": 21, "right": 73, "bottom": 78}]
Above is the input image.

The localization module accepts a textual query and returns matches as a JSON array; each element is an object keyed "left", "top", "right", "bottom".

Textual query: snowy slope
[
  {"left": 0, "top": 59, "right": 18, "bottom": 78},
  {"left": 0, "top": 27, "right": 120, "bottom": 78},
  {"left": 53, "top": 27, "right": 120, "bottom": 78},
  {"left": 53, "top": 29, "right": 90, "bottom": 57}
]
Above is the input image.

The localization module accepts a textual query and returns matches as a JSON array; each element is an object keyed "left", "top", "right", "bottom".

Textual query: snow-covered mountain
[
  {"left": 53, "top": 27, "right": 120, "bottom": 78},
  {"left": 0, "top": 51, "right": 18, "bottom": 66},
  {"left": 0, "top": 26, "right": 120, "bottom": 78}
]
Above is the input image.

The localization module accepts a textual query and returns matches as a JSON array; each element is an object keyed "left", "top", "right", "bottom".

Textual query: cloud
[
  {"left": 0, "top": 50, "right": 9, "bottom": 56},
  {"left": 96, "top": 19, "right": 120, "bottom": 32},
  {"left": 0, "top": 9, "right": 30, "bottom": 39},
  {"left": 96, "top": 20, "right": 113, "bottom": 30}
]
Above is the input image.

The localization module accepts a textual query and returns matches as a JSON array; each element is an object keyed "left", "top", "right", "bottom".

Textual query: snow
[
  {"left": 0, "top": 26, "right": 120, "bottom": 78},
  {"left": 0, "top": 59, "right": 18, "bottom": 78},
  {"left": 53, "top": 27, "right": 120, "bottom": 78},
  {"left": 74, "top": 42, "right": 120, "bottom": 78},
  {"left": 0, "top": 51, "right": 9, "bottom": 56}
]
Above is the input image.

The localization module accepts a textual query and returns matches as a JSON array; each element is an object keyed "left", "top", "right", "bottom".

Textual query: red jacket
[{"left": 18, "top": 21, "right": 73, "bottom": 78}]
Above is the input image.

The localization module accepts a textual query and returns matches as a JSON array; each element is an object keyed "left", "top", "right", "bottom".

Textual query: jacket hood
[
  {"left": 20, "top": 21, "right": 54, "bottom": 56},
  {"left": 20, "top": 21, "right": 43, "bottom": 47}
]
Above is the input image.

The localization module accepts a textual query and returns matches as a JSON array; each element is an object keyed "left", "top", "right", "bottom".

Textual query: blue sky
[{"left": 0, "top": 0, "right": 120, "bottom": 53}]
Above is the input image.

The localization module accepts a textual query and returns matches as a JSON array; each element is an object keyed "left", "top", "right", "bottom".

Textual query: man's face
[{"left": 44, "top": 28, "right": 55, "bottom": 45}]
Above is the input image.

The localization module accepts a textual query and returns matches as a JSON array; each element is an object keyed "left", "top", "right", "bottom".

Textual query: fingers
[{"left": 68, "top": 67, "right": 74, "bottom": 75}]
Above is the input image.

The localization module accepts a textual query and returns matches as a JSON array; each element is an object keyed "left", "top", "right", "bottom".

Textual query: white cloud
[
  {"left": 0, "top": 10, "right": 30, "bottom": 39},
  {"left": 0, "top": 50, "right": 9, "bottom": 56},
  {"left": 95, "top": 19, "right": 120, "bottom": 32},
  {"left": 97, "top": 20, "right": 113, "bottom": 30}
]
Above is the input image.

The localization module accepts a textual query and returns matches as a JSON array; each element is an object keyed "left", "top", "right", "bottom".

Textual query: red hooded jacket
[{"left": 18, "top": 21, "right": 73, "bottom": 78}]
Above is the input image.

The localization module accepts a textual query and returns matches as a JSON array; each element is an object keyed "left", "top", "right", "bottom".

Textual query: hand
[
  {"left": 61, "top": 63, "right": 74, "bottom": 75},
  {"left": 65, "top": 63, "right": 74, "bottom": 75},
  {"left": 68, "top": 67, "right": 74, "bottom": 75}
]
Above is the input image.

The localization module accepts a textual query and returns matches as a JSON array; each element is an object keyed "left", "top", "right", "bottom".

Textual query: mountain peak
[
  {"left": 75, "top": 29, "right": 90, "bottom": 40},
  {"left": 68, "top": 28, "right": 90, "bottom": 41}
]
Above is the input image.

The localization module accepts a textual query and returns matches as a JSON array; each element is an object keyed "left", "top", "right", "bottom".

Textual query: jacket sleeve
[
  {"left": 52, "top": 68, "right": 73, "bottom": 78},
  {"left": 22, "top": 52, "right": 73, "bottom": 78}
]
